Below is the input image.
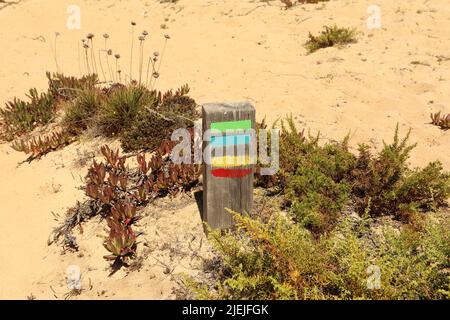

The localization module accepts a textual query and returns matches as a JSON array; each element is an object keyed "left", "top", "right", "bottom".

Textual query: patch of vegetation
[
  {"left": 305, "top": 25, "right": 357, "bottom": 54},
  {"left": 280, "top": 0, "right": 329, "bottom": 9},
  {"left": 350, "top": 128, "right": 450, "bottom": 221},
  {"left": 1, "top": 27, "right": 182, "bottom": 159},
  {"left": 0, "top": 88, "right": 55, "bottom": 141},
  {"left": 63, "top": 87, "right": 104, "bottom": 134},
  {"left": 191, "top": 118, "right": 449, "bottom": 300},
  {"left": 121, "top": 84, "right": 198, "bottom": 152},
  {"left": 430, "top": 111, "right": 450, "bottom": 130},
  {"left": 11, "top": 129, "right": 74, "bottom": 161},
  {"left": 256, "top": 119, "right": 450, "bottom": 232},
  {"left": 189, "top": 210, "right": 450, "bottom": 300},
  {"left": 50, "top": 138, "right": 201, "bottom": 265},
  {"left": 47, "top": 72, "right": 98, "bottom": 101},
  {"left": 97, "top": 85, "right": 155, "bottom": 137}
]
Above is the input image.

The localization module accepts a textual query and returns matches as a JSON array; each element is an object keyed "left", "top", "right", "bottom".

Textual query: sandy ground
[{"left": 0, "top": 0, "right": 449, "bottom": 299}]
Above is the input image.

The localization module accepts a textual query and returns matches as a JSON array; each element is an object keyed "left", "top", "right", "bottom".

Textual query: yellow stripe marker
[{"left": 211, "top": 155, "right": 255, "bottom": 167}]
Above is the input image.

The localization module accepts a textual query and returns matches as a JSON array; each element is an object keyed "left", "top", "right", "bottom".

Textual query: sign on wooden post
[{"left": 202, "top": 102, "right": 256, "bottom": 229}]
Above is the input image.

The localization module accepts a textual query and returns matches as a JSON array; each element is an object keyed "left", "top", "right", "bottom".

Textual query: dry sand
[{"left": 0, "top": 0, "right": 449, "bottom": 299}]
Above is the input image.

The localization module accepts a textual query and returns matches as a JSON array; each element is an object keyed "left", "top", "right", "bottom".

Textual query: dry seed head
[
  {"left": 115, "top": 54, "right": 121, "bottom": 59},
  {"left": 107, "top": 49, "right": 113, "bottom": 55},
  {"left": 142, "top": 30, "right": 148, "bottom": 36},
  {"left": 55, "top": 32, "right": 60, "bottom": 37},
  {"left": 86, "top": 33, "right": 94, "bottom": 39},
  {"left": 103, "top": 33, "right": 110, "bottom": 39},
  {"left": 152, "top": 72, "right": 160, "bottom": 78},
  {"left": 138, "top": 35, "right": 145, "bottom": 41},
  {"left": 83, "top": 44, "right": 89, "bottom": 49},
  {"left": 131, "top": 21, "right": 136, "bottom": 26},
  {"left": 153, "top": 51, "right": 159, "bottom": 57},
  {"left": 164, "top": 34, "right": 170, "bottom": 39}
]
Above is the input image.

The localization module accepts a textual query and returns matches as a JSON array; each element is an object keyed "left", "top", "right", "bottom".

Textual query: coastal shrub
[
  {"left": 350, "top": 126, "right": 450, "bottom": 221},
  {"left": 121, "top": 84, "right": 199, "bottom": 152},
  {"left": 256, "top": 120, "right": 449, "bottom": 229},
  {"left": 305, "top": 25, "right": 357, "bottom": 54},
  {"left": 190, "top": 210, "right": 450, "bottom": 300},
  {"left": 63, "top": 87, "right": 104, "bottom": 134},
  {"left": 97, "top": 85, "right": 155, "bottom": 136}
]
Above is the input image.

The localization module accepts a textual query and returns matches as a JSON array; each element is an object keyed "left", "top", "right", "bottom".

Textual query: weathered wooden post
[{"left": 202, "top": 102, "right": 256, "bottom": 229}]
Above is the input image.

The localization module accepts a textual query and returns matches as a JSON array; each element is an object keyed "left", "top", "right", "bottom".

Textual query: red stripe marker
[{"left": 211, "top": 168, "right": 252, "bottom": 178}]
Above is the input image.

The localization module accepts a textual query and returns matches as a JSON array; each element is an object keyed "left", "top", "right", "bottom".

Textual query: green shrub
[
  {"left": 97, "top": 85, "right": 155, "bottom": 136},
  {"left": 350, "top": 125, "right": 450, "bottom": 220},
  {"left": 120, "top": 84, "right": 199, "bottom": 152},
  {"left": 63, "top": 87, "right": 104, "bottom": 134},
  {"left": 305, "top": 25, "right": 357, "bottom": 54},
  {"left": 190, "top": 211, "right": 450, "bottom": 300}
]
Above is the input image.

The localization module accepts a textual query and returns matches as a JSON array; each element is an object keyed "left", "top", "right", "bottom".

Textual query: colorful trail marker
[{"left": 202, "top": 102, "right": 255, "bottom": 229}]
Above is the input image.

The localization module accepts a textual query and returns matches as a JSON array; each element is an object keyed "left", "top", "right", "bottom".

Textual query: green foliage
[
  {"left": 191, "top": 211, "right": 450, "bottom": 300},
  {"left": 257, "top": 120, "right": 449, "bottom": 229},
  {"left": 350, "top": 125, "right": 450, "bottom": 220},
  {"left": 202, "top": 119, "right": 450, "bottom": 300},
  {"left": 305, "top": 25, "right": 357, "bottom": 54},
  {"left": 63, "top": 87, "right": 104, "bottom": 134},
  {"left": 47, "top": 72, "right": 98, "bottom": 101},
  {"left": 0, "top": 88, "right": 55, "bottom": 140},
  {"left": 98, "top": 85, "right": 155, "bottom": 136},
  {"left": 121, "top": 84, "right": 199, "bottom": 152}
]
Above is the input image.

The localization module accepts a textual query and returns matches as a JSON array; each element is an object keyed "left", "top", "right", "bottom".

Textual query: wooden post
[{"left": 202, "top": 102, "right": 255, "bottom": 229}]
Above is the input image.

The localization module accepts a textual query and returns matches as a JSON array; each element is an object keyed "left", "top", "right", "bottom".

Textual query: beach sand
[{"left": 0, "top": 0, "right": 449, "bottom": 299}]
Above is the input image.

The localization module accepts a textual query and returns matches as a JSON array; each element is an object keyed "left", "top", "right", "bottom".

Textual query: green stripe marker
[{"left": 210, "top": 119, "right": 252, "bottom": 132}]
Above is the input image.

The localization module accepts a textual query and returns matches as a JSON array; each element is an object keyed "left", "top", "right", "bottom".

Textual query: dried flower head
[
  {"left": 107, "top": 49, "right": 113, "bottom": 55},
  {"left": 152, "top": 72, "right": 160, "bottom": 79},
  {"left": 153, "top": 51, "right": 160, "bottom": 57},
  {"left": 103, "top": 33, "right": 109, "bottom": 39},
  {"left": 131, "top": 21, "right": 136, "bottom": 26},
  {"left": 115, "top": 54, "right": 121, "bottom": 59},
  {"left": 138, "top": 35, "right": 145, "bottom": 41},
  {"left": 86, "top": 33, "right": 94, "bottom": 40},
  {"left": 164, "top": 34, "right": 170, "bottom": 40},
  {"left": 55, "top": 32, "right": 60, "bottom": 37},
  {"left": 83, "top": 44, "right": 89, "bottom": 49},
  {"left": 142, "top": 30, "right": 148, "bottom": 36}
]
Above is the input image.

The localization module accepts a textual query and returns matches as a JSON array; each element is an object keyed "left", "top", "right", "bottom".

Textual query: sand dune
[{"left": 0, "top": 0, "right": 449, "bottom": 299}]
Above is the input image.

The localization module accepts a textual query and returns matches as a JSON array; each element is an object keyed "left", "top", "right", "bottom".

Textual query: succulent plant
[{"left": 430, "top": 111, "right": 450, "bottom": 130}]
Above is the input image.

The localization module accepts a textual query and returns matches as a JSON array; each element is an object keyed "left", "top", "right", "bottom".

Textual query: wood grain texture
[{"left": 202, "top": 102, "right": 255, "bottom": 229}]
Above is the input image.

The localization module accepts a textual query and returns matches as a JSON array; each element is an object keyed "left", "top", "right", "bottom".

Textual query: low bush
[
  {"left": 350, "top": 126, "right": 450, "bottom": 221},
  {"left": 305, "top": 25, "right": 357, "bottom": 54},
  {"left": 121, "top": 84, "right": 198, "bottom": 152},
  {"left": 190, "top": 210, "right": 450, "bottom": 300},
  {"left": 63, "top": 87, "right": 104, "bottom": 134},
  {"left": 256, "top": 120, "right": 449, "bottom": 231},
  {"left": 97, "top": 85, "right": 155, "bottom": 137}
]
